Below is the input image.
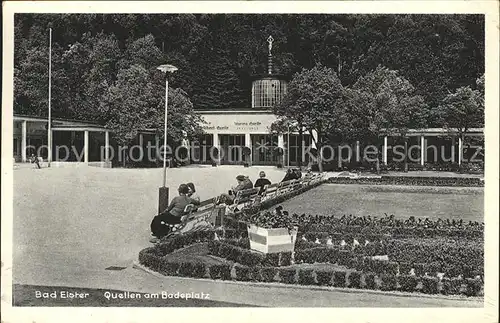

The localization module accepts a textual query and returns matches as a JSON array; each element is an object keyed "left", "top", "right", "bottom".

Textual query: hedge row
[
  {"left": 292, "top": 244, "right": 482, "bottom": 279},
  {"left": 302, "top": 227, "right": 483, "bottom": 240},
  {"left": 327, "top": 176, "right": 483, "bottom": 187},
  {"left": 386, "top": 239, "right": 483, "bottom": 278},
  {"left": 208, "top": 240, "right": 292, "bottom": 267},
  {"left": 139, "top": 247, "right": 482, "bottom": 296}
]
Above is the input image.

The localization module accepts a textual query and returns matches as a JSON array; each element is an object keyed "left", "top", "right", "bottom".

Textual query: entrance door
[{"left": 219, "top": 135, "right": 245, "bottom": 165}]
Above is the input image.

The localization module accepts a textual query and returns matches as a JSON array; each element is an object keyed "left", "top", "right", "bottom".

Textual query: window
[{"left": 252, "top": 79, "right": 287, "bottom": 108}]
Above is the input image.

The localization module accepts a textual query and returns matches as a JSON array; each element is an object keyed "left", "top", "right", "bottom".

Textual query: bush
[
  {"left": 414, "top": 263, "right": 426, "bottom": 277},
  {"left": 228, "top": 246, "right": 241, "bottom": 262},
  {"left": 298, "top": 269, "right": 315, "bottom": 285},
  {"left": 240, "top": 249, "right": 265, "bottom": 267},
  {"left": 192, "top": 262, "right": 207, "bottom": 278},
  {"left": 421, "top": 276, "right": 439, "bottom": 294},
  {"left": 207, "top": 240, "right": 221, "bottom": 256},
  {"left": 209, "top": 264, "right": 232, "bottom": 280},
  {"left": 338, "top": 250, "right": 351, "bottom": 266},
  {"left": 280, "top": 252, "right": 292, "bottom": 266},
  {"left": 235, "top": 266, "right": 251, "bottom": 281},
  {"left": 249, "top": 266, "right": 262, "bottom": 282},
  {"left": 218, "top": 244, "right": 232, "bottom": 258},
  {"left": 380, "top": 274, "right": 398, "bottom": 291},
  {"left": 316, "top": 270, "right": 334, "bottom": 286},
  {"left": 398, "top": 275, "right": 419, "bottom": 292},
  {"left": 441, "top": 277, "right": 463, "bottom": 295},
  {"left": 333, "top": 271, "right": 347, "bottom": 288},
  {"left": 387, "top": 262, "right": 399, "bottom": 276},
  {"left": 162, "top": 261, "right": 180, "bottom": 276},
  {"left": 364, "top": 273, "right": 377, "bottom": 290},
  {"left": 178, "top": 262, "right": 195, "bottom": 277},
  {"left": 464, "top": 278, "right": 482, "bottom": 296},
  {"left": 348, "top": 271, "right": 362, "bottom": 288},
  {"left": 263, "top": 253, "right": 280, "bottom": 267},
  {"left": 399, "top": 262, "right": 412, "bottom": 275},
  {"left": 261, "top": 267, "right": 278, "bottom": 282},
  {"left": 279, "top": 268, "right": 297, "bottom": 284}
]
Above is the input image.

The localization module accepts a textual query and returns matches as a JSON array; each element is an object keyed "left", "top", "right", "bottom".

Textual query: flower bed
[
  {"left": 139, "top": 201, "right": 483, "bottom": 297},
  {"left": 328, "top": 176, "right": 483, "bottom": 187}
]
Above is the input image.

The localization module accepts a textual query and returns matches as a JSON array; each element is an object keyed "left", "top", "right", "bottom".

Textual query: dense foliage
[{"left": 15, "top": 14, "right": 484, "bottom": 129}]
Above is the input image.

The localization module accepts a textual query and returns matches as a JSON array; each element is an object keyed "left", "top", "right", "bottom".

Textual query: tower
[{"left": 251, "top": 35, "right": 288, "bottom": 109}]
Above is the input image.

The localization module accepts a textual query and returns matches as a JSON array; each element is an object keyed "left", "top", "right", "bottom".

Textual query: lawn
[{"left": 279, "top": 184, "right": 483, "bottom": 222}]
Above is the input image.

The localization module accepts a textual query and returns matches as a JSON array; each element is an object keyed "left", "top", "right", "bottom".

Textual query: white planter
[{"left": 247, "top": 224, "right": 298, "bottom": 254}]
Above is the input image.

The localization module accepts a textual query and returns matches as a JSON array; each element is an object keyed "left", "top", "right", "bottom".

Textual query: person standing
[{"left": 254, "top": 171, "right": 272, "bottom": 195}]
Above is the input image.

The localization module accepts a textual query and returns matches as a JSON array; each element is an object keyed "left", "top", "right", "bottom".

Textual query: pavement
[{"left": 7, "top": 165, "right": 484, "bottom": 307}]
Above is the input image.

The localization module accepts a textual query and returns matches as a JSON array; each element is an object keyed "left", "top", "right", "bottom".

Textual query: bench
[
  {"left": 277, "top": 179, "right": 295, "bottom": 195},
  {"left": 227, "top": 187, "right": 260, "bottom": 213},
  {"left": 261, "top": 183, "right": 279, "bottom": 201}
]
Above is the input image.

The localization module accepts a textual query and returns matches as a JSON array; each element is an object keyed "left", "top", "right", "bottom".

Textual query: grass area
[
  {"left": 279, "top": 184, "right": 483, "bottom": 222},
  {"left": 12, "top": 284, "right": 253, "bottom": 307}
]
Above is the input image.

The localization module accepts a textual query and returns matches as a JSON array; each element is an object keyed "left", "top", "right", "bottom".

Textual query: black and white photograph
[{"left": 1, "top": 1, "right": 498, "bottom": 322}]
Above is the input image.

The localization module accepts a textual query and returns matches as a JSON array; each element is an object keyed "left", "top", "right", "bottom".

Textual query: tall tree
[
  {"left": 349, "top": 65, "right": 427, "bottom": 171},
  {"left": 274, "top": 64, "right": 349, "bottom": 171}
]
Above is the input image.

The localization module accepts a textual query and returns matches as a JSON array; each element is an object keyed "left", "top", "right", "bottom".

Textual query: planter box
[{"left": 247, "top": 224, "right": 298, "bottom": 254}]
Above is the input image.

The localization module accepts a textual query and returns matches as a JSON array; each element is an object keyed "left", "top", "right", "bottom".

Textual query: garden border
[{"left": 132, "top": 261, "right": 482, "bottom": 303}]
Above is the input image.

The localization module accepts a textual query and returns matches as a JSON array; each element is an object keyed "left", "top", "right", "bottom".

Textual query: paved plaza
[{"left": 9, "top": 165, "right": 483, "bottom": 307}]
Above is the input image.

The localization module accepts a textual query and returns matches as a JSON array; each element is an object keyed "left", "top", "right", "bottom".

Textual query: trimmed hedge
[
  {"left": 348, "top": 271, "right": 362, "bottom": 289},
  {"left": 279, "top": 268, "right": 297, "bottom": 284},
  {"left": 235, "top": 265, "right": 251, "bottom": 281},
  {"left": 261, "top": 267, "right": 278, "bottom": 283},
  {"left": 441, "top": 277, "right": 463, "bottom": 295},
  {"left": 364, "top": 273, "right": 377, "bottom": 290},
  {"left": 316, "top": 270, "right": 334, "bottom": 286},
  {"left": 465, "top": 278, "right": 482, "bottom": 296},
  {"left": 328, "top": 176, "right": 484, "bottom": 187},
  {"left": 208, "top": 264, "right": 231, "bottom": 280},
  {"left": 398, "top": 275, "right": 419, "bottom": 292},
  {"left": 333, "top": 271, "right": 347, "bottom": 288},
  {"left": 380, "top": 274, "right": 398, "bottom": 291},
  {"left": 298, "top": 269, "right": 316, "bottom": 285},
  {"left": 421, "top": 276, "right": 439, "bottom": 294}
]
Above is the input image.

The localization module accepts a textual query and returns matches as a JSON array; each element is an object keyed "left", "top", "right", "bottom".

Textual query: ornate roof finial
[{"left": 267, "top": 35, "right": 274, "bottom": 56}]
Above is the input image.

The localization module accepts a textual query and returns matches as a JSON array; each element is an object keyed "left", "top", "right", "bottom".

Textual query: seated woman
[
  {"left": 186, "top": 182, "right": 200, "bottom": 211},
  {"left": 254, "top": 171, "right": 271, "bottom": 195},
  {"left": 150, "top": 184, "right": 200, "bottom": 242}
]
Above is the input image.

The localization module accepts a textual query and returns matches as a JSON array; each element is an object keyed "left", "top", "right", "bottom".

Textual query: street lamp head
[{"left": 157, "top": 64, "right": 178, "bottom": 74}]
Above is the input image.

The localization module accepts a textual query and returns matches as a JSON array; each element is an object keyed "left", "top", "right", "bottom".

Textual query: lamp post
[
  {"left": 48, "top": 27, "right": 52, "bottom": 167},
  {"left": 157, "top": 64, "right": 178, "bottom": 215},
  {"left": 287, "top": 122, "right": 290, "bottom": 168}
]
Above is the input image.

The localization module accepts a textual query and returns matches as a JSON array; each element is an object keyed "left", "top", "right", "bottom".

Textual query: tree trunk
[{"left": 317, "top": 132, "right": 324, "bottom": 173}]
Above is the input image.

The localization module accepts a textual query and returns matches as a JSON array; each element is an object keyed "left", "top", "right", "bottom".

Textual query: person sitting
[
  {"left": 150, "top": 184, "right": 200, "bottom": 242},
  {"left": 186, "top": 182, "right": 200, "bottom": 212},
  {"left": 254, "top": 171, "right": 272, "bottom": 195},
  {"left": 31, "top": 154, "right": 41, "bottom": 169},
  {"left": 281, "top": 168, "right": 302, "bottom": 182},
  {"left": 186, "top": 182, "right": 200, "bottom": 202},
  {"left": 218, "top": 175, "right": 253, "bottom": 205}
]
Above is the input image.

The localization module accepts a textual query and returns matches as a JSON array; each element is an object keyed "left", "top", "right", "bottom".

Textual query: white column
[
  {"left": 139, "top": 133, "right": 144, "bottom": 148},
  {"left": 356, "top": 141, "right": 360, "bottom": 162},
  {"left": 311, "top": 130, "right": 318, "bottom": 149},
  {"left": 245, "top": 133, "right": 252, "bottom": 165},
  {"left": 458, "top": 136, "right": 463, "bottom": 166},
  {"left": 84, "top": 130, "right": 89, "bottom": 163},
  {"left": 278, "top": 134, "right": 285, "bottom": 166},
  {"left": 21, "top": 120, "right": 27, "bottom": 162},
  {"left": 155, "top": 134, "right": 160, "bottom": 160},
  {"left": 420, "top": 135, "right": 425, "bottom": 166},
  {"left": 451, "top": 136, "right": 456, "bottom": 163},
  {"left": 212, "top": 133, "right": 220, "bottom": 164},
  {"left": 383, "top": 136, "right": 388, "bottom": 165},
  {"left": 105, "top": 131, "right": 110, "bottom": 162}
]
